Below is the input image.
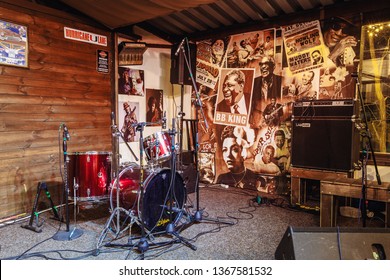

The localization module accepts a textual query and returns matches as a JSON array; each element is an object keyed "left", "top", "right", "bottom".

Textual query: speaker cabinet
[
  {"left": 291, "top": 117, "right": 359, "bottom": 172},
  {"left": 170, "top": 42, "right": 196, "bottom": 85},
  {"left": 275, "top": 226, "right": 390, "bottom": 260},
  {"left": 181, "top": 163, "right": 197, "bottom": 194}
]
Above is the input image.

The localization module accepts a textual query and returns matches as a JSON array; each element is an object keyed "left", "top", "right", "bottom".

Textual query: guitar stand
[{"left": 21, "top": 181, "right": 61, "bottom": 233}]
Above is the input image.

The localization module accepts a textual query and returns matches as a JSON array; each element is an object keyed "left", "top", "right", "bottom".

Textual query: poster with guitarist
[{"left": 262, "top": 97, "right": 286, "bottom": 127}]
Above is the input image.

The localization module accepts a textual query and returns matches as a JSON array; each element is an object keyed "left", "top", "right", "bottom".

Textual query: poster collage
[
  {"left": 195, "top": 18, "right": 360, "bottom": 194},
  {"left": 118, "top": 68, "right": 164, "bottom": 144}
]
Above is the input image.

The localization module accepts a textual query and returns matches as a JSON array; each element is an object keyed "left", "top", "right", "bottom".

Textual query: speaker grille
[{"left": 275, "top": 226, "right": 390, "bottom": 260}]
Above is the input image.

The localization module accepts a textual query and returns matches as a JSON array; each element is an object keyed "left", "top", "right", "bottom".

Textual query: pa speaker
[
  {"left": 291, "top": 117, "right": 359, "bottom": 172},
  {"left": 170, "top": 42, "right": 196, "bottom": 85},
  {"left": 275, "top": 226, "right": 390, "bottom": 260},
  {"left": 181, "top": 163, "right": 197, "bottom": 194}
]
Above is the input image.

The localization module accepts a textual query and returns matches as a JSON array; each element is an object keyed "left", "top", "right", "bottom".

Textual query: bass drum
[{"left": 110, "top": 166, "right": 186, "bottom": 232}]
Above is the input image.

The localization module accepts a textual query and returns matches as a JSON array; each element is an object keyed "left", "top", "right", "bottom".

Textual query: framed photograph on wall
[
  {"left": 0, "top": 19, "right": 28, "bottom": 68},
  {"left": 119, "top": 101, "right": 139, "bottom": 143},
  {"left": 145, "top": 89, "right": 163, "bottom": 126}
]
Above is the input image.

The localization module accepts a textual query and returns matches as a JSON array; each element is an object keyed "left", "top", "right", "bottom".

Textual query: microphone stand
[
  {"left": 53, "top": 124, "right": 83, "bottom": 241},
  {"left": 134, "top": 122, "right": 149, "bottom": 254},
  {"left": 177, "top": 39, "right": 233, "bottom": 226},
  {"left": 354, "top": 73, "right": 382, "bottom": 227}
]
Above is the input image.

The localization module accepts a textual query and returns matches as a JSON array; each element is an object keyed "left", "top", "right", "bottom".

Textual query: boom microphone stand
[
  {"left": 53, "top": 124, "right": 83, "bottom": 241},
  {"left": 165, "top": 117, "right": 197, "bottom": 251},
  {"left": 176, "top": 39, "right": 233, "bottom": 226},
  {"left": 353, "top": 72, "right": 382, "bottom": 227}
]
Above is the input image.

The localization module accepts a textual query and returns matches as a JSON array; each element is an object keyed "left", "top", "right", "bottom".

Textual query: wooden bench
[
  {"left": 290, "top": 167, "right": 351, "bottom": 205},
  {"left": 320, "top": 178, "right": 390, "bottom": 227}
]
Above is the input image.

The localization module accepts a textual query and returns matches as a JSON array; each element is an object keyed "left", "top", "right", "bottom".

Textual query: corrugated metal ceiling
[{"left": 32, "top": 0, "right": 386, "bottom": 45}]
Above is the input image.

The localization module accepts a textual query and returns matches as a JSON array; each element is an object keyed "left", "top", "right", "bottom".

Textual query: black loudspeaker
[
  {"left": 275, "top": 226, "right": 390, "bottom": 260},
  {"left": 291, "top": 118, "right": 359, "bottom": 172},
  {"left": 291, "top": 99, "right": 359, "bottom": 172},
  {"left": 170, "top": 42, "right": 196, "bottom": 85},
  {"left": 181, "top": 163, "right": 197, "bottom": 194}
]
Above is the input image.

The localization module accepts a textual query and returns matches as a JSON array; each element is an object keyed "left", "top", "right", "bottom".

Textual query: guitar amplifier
[
  {"left": 292, "top": 99, "right": 358, "bottom": 118},
  {"left": 291, "top": 99, "right": 360, "bottom": 172}
]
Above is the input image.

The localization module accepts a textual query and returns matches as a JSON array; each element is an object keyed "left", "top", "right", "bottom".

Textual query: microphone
[
  {"left": 162, "top": 111, "right": 167, "bottom": 129},
  {"left": 174, "top": 38, "right": 186, "bottom": 56},
  {"left": 63, "top": 124, "right": 70, "bottom": 140}
]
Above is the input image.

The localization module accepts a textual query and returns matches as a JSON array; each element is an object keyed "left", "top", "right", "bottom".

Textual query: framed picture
[{"left": 0, "top": 19, "right": 28, "bottom": 68}]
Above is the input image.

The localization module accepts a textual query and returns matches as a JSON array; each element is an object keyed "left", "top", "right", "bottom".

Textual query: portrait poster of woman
[
  {"left": 145, "top": 89, "right": 163, "bottom": 126},
  {"left": 118, "top": 67, "right": 145, "bottom": 96}
]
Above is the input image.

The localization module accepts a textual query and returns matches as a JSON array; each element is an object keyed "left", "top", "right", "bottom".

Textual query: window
[{"left": 359, "top": 22, "right": 390, "bottom": 164}]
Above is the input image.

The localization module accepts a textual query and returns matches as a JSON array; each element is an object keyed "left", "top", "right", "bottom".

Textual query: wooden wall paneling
[{"left": 0, "top": 2, "right": 113, "bottom": 218}]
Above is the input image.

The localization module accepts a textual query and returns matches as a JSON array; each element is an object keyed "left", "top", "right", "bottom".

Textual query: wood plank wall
[{"left": 0, "top": 3, "right": 113, "bottom": 218}]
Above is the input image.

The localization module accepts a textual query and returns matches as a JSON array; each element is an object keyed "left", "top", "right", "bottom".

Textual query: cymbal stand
[
  {"left": 353, "top": 74, "right": 382, "bottom": 227},
  {"left": 96, "top": 113, "right": 140, "bottom": 251},
  {"left": 133, "top": 121, "right": 149, "bottom": 253},
  {"left": 176, "top": 39, "right": 233, "bottom": 226}
]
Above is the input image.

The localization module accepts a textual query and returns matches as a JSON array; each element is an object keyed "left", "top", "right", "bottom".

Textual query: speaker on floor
[
  {"left": 275, "top": 226, "right": 390, "bottom": 260},
  {"left": 170, "top": 42, "right": 196, "bottom": 85}
]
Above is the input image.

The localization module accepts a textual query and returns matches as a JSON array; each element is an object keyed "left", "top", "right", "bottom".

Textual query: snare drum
[
  {"left": 143, "top": 132, "right": 171, "bottom": 163},
  {"left": 68, "top": 151, "right": 111, "bottom": 201},
  {"left": 110, "top": 166, "right": 186, "bottom": 232}
]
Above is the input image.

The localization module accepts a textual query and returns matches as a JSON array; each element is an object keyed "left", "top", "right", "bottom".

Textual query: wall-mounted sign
[
  {"left": 0, "top": 19, "right": 28, "bottom": 68},
  {"left": 64, "top": 27, "right": 107, "bottom": 46},
  {"left": 97, "top": 50, "right": 109, "bottom": 73}
]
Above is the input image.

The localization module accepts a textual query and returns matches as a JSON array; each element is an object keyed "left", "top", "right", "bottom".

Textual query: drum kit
[
  {"left": 65, "top": 41, "right": 230, "bottom": 252},
  {"left": 80, "top": 112, "right": 199, "bottom": 254}
]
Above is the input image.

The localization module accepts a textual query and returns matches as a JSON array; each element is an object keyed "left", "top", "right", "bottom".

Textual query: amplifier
[
  {"left": 292, "top": 99, "right": 358, "bottom": 118},
  {"left": 291, "top": 117, "right": 360, "bottom": 172}
]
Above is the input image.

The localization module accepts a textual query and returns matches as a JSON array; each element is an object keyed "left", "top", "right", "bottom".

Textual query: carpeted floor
[{"left": 0, "top": 184, "right": 322, "bottom": 260}]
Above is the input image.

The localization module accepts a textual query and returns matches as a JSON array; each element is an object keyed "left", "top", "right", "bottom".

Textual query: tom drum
[
  {"left": 143, "top": 132, "right": 171, "bottom": 163},
  {"left": 68, "top": 151, "right": 111, "bottom": 201}
]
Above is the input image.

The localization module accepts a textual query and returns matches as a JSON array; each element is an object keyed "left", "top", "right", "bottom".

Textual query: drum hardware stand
[
  {"left": 21, "top": 181, "right": 61, "bottom": 233},
  {"left": 53, "top": 124, "right": 83, "bottom": 241},
  {"left": 176, "top": 38, "right": 234, "bottom": 226},
  {"left": 165, "top": 117, "right": 197, "bottom": 251},
  {"left": 353, "top": 72, "right": 382, "bottom": 227},
  {"left": 95, "top": 113, "right": 142, "bottom": 252},
  {"left": 133, "top": 121, "right": 152, "bottom": 253}
]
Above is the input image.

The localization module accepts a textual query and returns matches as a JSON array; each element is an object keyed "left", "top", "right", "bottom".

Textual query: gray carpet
[{"left": 0, "top": 185, "right": 319, "bottom": 260}]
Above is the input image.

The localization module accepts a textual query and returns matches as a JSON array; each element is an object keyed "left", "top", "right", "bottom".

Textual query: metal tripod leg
[{"left": 96, "top": 207, "right": 132, "bottom": 250}]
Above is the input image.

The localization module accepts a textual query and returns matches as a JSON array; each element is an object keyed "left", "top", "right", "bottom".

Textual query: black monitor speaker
[
  {"left": 275, "top": 226, "right": 390, "bottom": 260},
  {"left": 170, "top": 42, "right": 196, "bottom": 85}
]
